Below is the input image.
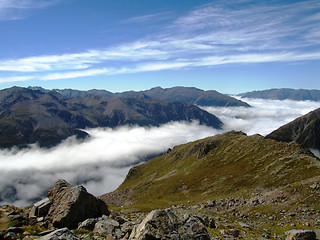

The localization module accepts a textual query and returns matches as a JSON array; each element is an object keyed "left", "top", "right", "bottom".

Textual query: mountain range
[
  {"left": 239, "top": 88, "right": 320, "bottom": 101},
  {"left": 0, "top": 86, "right": 320, "bottom": 239},
  {"left": 30, "top": 86, "right": 250, "bottom": 107},
  {"left": 0, "top": 87, "right": 223, "bottom": 148}
]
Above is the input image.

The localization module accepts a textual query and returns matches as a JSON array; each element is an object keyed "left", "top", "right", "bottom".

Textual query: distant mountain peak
[
  {"left": 239, "top": 88, "right": 320, "bottom": 101},
  {"left": 0, "top": 87, "right": 223, "bottom": 148},
  {"left": 266, "top": 108, "right": 320, "bottom": 151}
]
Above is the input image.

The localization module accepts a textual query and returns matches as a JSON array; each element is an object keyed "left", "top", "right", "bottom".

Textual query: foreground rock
[
  {"left": 38, "top": 228, "right": 79, "bottom": 240},
  {"left": 129, "top": 208, "right": 210, "bottom": 240},
  {"left": 30, "top": 179, "right": 109, "bottom": 229},
  {"left": 47, "top": 179, "right": 109, "bottom": 229}
]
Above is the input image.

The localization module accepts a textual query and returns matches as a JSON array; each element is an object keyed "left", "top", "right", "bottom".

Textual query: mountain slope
[
  {"left": 0, "top": 87, "right": 89, "bottom": 148},
  {"left": 30, "top": 86, "right": 250, "bottom": 107},
  {"left": 239, "top": 88, "right": 320, "bottom": 101},
  {"left": 121, "top": 86, "right": 250, "bottom": 107},
  {"left": 266, "top": 108, "right": 320, "bottom": 151},
  {"left": 100, "top": 131, "right": 320, "bottom": 211},
  {"left": 0, "top": 87, "right": 222, "bottom": 148}
]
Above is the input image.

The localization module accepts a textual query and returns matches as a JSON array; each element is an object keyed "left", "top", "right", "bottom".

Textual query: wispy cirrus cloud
[
  {"left": 0, "top": 0, "right": 59, "bottom": 20},
  {"left": 40, "top": 68, "right": 111, "bottom": 80},
  {"left": 0, "top": 0, "right": 319, "bottom": 82},
  {"left": 121, "top": 12, "right": 172, "bottom": 24},
  {"left": 0, "top": 75, "right": 34, "bottom": 83}
]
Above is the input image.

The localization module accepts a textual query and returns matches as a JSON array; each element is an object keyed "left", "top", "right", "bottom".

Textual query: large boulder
[
  {"left": 129, "top": 209, "right": 210, "bottom": 240},
  {"left": 46, "top": 179, "right": 109, "bottom": 229}
]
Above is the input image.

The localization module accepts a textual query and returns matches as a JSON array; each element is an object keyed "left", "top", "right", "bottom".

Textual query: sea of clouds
[{"left": 0, "top": 98, "right": 319, "bottom": 207}]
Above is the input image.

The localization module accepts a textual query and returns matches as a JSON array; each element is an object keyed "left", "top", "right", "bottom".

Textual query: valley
[{"left": 0, "top": 86, "right": 319, "bottom": 239}]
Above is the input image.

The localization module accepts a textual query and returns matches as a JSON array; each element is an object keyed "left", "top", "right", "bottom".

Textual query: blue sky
[{"left": 0, "top": 0, "right": 319, "bottom": 93}]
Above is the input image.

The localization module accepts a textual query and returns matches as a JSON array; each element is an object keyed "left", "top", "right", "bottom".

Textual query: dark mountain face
[
  {"left": 32, "top": 86, "right": 250, "bottom": 107},
  {"left": 0, "top": 87, "right": 90, "bottom": 148},
  {"left": 266, "top": 108, "right": 320, "bottom": 151},
  {"left": 0, "top": 87, "right": 222, "bottom": 148},
  {"left": 239, "top": 88, "right": 320, "bottom": 101}
]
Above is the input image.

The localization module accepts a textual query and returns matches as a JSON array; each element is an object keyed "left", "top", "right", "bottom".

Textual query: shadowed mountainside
[
  {"left": 266, "top": 108, "right": 320, "bottom": 151},
  {"left": 0, "top": 87, "right": 222, "bottom": 148}
]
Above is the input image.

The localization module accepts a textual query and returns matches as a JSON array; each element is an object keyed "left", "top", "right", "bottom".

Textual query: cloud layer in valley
[
  {"left": 202, "top": 97, "right": 320, "bottom": 136},
  {"left": 0, "top": 121, "right": 218, "bottom": 206},
  {"left": 0, "top": 99, "right": 319, "bottom": 207}
]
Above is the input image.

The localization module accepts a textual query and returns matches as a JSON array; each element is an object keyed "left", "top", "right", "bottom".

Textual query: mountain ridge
[
  {"left": 28, "top": 86, "right": 250, "bottom": 107},
  {"left": 266, "top": 108, "right": 320, "bottom": 152},
  {"left": 99, "top": 130, "right": 320, "bottom": 238},
  {"left": 239, "top": 88, "right": 320, "bottom": 101},
  {"left": 0, "top": 87, "right": 222, "bottom": 148},
  {"left": 100, "top": 131, "right": 319, "bottom": 210}
]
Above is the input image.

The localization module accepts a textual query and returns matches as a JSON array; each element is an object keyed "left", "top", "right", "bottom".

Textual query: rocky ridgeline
[{"left": 0, "top": 180, "right": 319, "bottom": 240}]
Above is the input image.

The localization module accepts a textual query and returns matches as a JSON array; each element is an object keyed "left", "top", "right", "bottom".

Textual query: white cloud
[
  {"left": 0, "top": 99, "right": 319, "bottom": 207},
  {"left": 0, "top": 0, "right": 59, "bottom": 20},
  {"left": 40, "top": 68, "right": 110, "bottom": 80},
  {"left": 1, "top": 0, "right": 319, "bottom": 83},
  {"left": 0, "top": 75, "right": 34, "bottom": 83},
  {"left": 202, "top": 98, "right": 320, "bottom": 136},
  {"left": 122, "top": 12, "right": 171, "bottom": 24},
  {"left": 0, "top": 121, "right": 218, "bottom": 206}
]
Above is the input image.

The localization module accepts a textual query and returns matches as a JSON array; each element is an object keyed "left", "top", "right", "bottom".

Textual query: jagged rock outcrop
[
  {"left": 44, "top": 179, "right": 109, "bottom": 229},
  {"left": 129, "top": 208, "right": 210, "bottom": 240}
]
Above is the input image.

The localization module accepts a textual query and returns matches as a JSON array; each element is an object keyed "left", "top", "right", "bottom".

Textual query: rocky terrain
[
  {"left": 266, "top": 108, "right": 320, "bottom": 152},
  {"left": 0, "top": 87, "right": 222, "bottom": 148},
  {"left": 0, "top": 176, "right": 319, "bottom": 239},
  {"left": 239, "top": 88, "right": 320, "bottom": 101},
  {"left": 100, "top": 131, "right": 320, "bottom": 239}
]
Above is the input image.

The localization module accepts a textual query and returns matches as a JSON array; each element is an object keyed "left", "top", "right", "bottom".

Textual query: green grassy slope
[{"left": 101, "top": 131, "right": 320, "bottom": 212}]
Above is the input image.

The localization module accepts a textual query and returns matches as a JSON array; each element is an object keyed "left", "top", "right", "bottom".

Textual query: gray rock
[
  {"left": 182, "top": 215, "right": 212, "bottom": 239},
  {"left": 121, "top": 221, "right": 134, "bottom": 235},
  {"left": 38, "top": 228, "right": 79, "bottom": 240},
  {"left": 29, "top": 197, "right": 51, "bottom": 218},
  {"left": 129, "top": 208, "right": 210, "bottom": 240},
  {"left": 93, "top": 215, "right": 120, "bottom": 235},
  {"left": 285, "top": 229, "right": 316, "bottom": 240},
  {"left": 77, "top": 218, "right": 98, "bottom": 231},
  {"left": 46, "top": 179, "right": 109, "bottom": 229}
]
